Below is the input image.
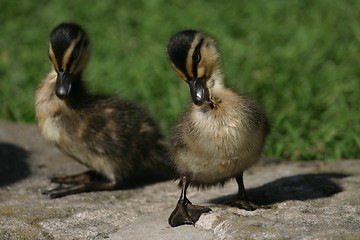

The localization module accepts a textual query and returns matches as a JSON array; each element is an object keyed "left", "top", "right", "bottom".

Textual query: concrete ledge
[{"left": 0, "top": 121, "right": 359, "bottom": 239}]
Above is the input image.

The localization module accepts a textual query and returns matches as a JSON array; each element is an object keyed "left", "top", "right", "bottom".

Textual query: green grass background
[{"left": 1, "top": 0, "right": 359, "bottom": 160}]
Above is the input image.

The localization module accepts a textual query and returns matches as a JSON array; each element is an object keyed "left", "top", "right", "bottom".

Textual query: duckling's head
[
  {"left": 48, "top": 23, "right": 90, "bottom": 100},
  {"left": 167, "top": 30, "right": 222, "bottom": 106}
]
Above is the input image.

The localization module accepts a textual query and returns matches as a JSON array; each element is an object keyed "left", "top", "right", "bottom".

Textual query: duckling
[
  {"left": 166, "top": 30, "right": 270, "bottom": 227},
  {"left": 36, "top": 23, "right": 168, "bottom": 198}
]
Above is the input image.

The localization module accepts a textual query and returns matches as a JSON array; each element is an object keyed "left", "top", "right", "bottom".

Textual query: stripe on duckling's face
[
  {"left": 186, "top": 35, "right": 205, "bottom": 80},
  {"left": 187, "top": 35, "right": 219, "bottom": 83},
  {"left": 185, "top": 35, "right": 209, "bottom": 105},
  {"left": 62, "top": 32, "right": 82, "bottom": 74},
  {"left": 48, "top": 31, "right": 89, "bottom": 75},
  {"left": 170, "top": 32, "right": 218, "bottom": 84},
  {"left": 167, "top": 30, "right": 197, "bottom": 82},
  {"left": 48, "top": 42, "right": 59, "bottom": 72}
]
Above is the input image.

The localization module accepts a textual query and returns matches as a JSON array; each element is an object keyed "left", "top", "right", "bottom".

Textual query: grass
[{"left": 0, "top": 0, "right": 359, "bottom": 160}]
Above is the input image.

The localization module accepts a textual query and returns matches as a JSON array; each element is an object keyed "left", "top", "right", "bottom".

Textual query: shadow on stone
[
  {"left": 0, "top": 142, "right": 30, "bottom": 187},
  {"left": 209, "top": 173, "right": 348, "bottom": 206}
]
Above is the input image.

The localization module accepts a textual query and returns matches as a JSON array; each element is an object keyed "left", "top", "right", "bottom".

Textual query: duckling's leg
[
  {"left": 168, "top": 176, "right": 211, "bottom": 227},
  {"left": 42, "top": 171, "right": 120, "bottom": 198},
  {"left": 231, "top": 172, "right": 257, "bottom": 211}
]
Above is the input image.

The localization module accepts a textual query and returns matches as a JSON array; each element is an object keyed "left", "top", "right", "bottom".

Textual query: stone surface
[{"left": 0, "top": 121, "right": 359, "bottom": 240}]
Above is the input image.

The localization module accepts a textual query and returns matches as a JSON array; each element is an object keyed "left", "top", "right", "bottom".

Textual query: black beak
[
  {"left": 188, "top": 77, "right": 209, "bottom": 106},
  {"left": 55, "top": 71, "right": 72, "bottom": 100}
]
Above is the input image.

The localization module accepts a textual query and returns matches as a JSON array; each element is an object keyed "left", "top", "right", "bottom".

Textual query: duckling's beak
[
  {"left": 55, "top": 71, "right": 72, "bottom": 100},
  {"left": 188, "top": 77, "right": 209, "bottom": 106}
]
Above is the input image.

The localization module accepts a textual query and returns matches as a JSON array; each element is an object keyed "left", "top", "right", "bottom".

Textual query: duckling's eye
[{"left": 193, "top": 52, "right": 201, "bottom": 64}]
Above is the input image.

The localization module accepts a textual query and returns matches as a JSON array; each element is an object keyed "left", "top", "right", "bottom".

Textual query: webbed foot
[
  {"left": 42, "top": 171, "right": 119, "bottom": 198},
  {"left": 169, "top": 200, "right": 211, "bottom": 227}
]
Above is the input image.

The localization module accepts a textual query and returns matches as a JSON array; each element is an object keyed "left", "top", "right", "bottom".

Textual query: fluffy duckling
[
  {"left": 166, "top": 30, "right": 270, "bottom": 227},
  {"left": 36, "top": 23, "right": 167, "bottom": 198}
]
